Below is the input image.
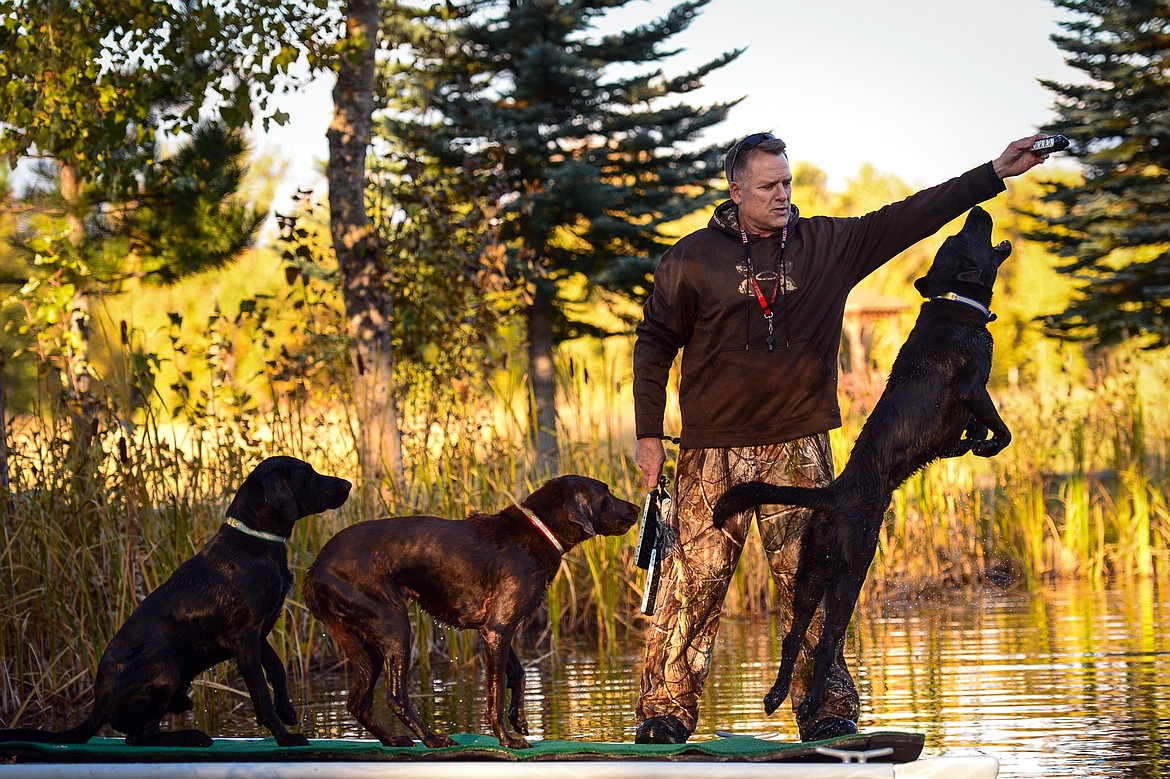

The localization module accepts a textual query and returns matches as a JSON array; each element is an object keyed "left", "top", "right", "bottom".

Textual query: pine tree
[
  {"left": 1033, "top": 0, "right": 1170, "bottom": 346},
  {"left": 384, "top": 0, "right": 739, "bottom": 470}
]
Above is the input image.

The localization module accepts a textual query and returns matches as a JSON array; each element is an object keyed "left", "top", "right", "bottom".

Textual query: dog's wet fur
[
  {"left": 712, "top": 207, "right": 1012, "bottom": 723},
  {"left": 302, "top": 475, "right": 640, "bottom": 749},
  {"left": 0, "top": 456, "right": 351, "bottom": 747}
]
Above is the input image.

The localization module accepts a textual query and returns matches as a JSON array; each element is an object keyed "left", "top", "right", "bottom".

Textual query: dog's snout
[
  {"left": 327, "top": 477, "right": 352, "bottom": 509},
  {"left": 600, "top": 496, "right": 641, "bottom": 536}
]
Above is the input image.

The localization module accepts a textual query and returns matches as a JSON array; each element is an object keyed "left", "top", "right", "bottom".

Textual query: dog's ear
[
  {"left": 540, "top": 477, "right": 602, "bottom": 541},
  {"left": 261, "top": 470, "right": 301, "bottom": 525},
  {"left": 226, "top": 475, "right": 261, "bottom": 521},
  {"left": 566, "top": 488, "right": 600, "bottom": 540},
  {"left": 227, "top": 459, "right": 301, "bottom": 527}
]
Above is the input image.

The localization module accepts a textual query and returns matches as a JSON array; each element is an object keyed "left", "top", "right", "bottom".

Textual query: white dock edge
[
  {"left": 0, "top": 755, "right": 999, "bottom": 779},
  {"left": 895, "top": 755, "right": 1000, "bottom": 778}
]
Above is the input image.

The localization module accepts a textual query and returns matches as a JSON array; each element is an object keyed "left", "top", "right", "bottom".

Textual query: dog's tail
[
  {"left": 712, "top": 481, "right": 834, "bottom": 528},
  {"left": 0, "top": 707, "right": 104, "bottom": 744}
]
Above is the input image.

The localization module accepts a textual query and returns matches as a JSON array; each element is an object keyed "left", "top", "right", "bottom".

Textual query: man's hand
[
  {"left": 636, "top": 437, "right": 666, "bottom": 492},
  {"left": 992, "top": 133, "right": 1051, "bottom": 180}
]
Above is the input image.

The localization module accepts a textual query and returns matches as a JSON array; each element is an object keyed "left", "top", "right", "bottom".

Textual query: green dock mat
[{"left": 0, "top": 731, "right": 924, "bottom": 764}]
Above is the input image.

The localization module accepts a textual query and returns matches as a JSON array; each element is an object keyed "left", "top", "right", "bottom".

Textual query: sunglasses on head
[{"left": 727, "top": 132, "right": 777, "bottom": 182}]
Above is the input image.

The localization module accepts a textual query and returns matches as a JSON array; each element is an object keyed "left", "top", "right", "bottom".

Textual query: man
[{"left": 632, "top": 132, "right": 1049, "bottom": 744}]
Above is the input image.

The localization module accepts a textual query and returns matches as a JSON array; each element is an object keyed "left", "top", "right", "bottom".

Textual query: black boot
[{"left": 635, "top": 714, "right": 690, "bottom": 744}]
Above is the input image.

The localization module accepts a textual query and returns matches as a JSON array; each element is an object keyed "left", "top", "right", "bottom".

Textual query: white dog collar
[
  {"left": 225, "top": 518, "right": 287, "bottom": 544},
  {"left": 932, "top": 292, "right": 996, "bottom": 322},
  {"left": 519, "top": 506, "right": 565, "bottom": 554}
]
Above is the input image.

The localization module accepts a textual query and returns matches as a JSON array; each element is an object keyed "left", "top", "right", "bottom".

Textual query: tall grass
[{"left": 3, "top": 294, "right": 1170, "bottom": 727}]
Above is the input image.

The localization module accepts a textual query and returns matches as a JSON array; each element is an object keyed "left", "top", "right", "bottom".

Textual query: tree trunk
[
  {"left": 526, "top": 278, "right": 559, "bottom": 473},
  {"left": 327, "top": 0, "right": 405, "bottom": 495},
  {"left": 58, "top": 163, "right": 99, "bottom": 482},
  {"left": 0, "top": 348, "right": 10, "bottom": 518}
]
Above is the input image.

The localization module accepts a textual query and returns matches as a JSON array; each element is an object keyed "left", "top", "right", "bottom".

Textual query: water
[{"left": 185, "top": 581, "right": 1170, "bottom": 777}]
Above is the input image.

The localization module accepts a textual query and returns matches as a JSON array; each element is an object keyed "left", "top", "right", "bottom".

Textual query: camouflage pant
[{"left": 635, "top": 435, "right": 860, "bottom": 738}]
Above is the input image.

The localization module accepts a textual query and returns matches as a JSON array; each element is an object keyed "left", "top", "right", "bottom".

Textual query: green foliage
[
  {"left": 0, "top": 2, "right": 290, "bottom": 428},
  {"left": 1032, "top": 0, "right": 1170, "bottom": 346},
  {"left": 0, "top": 0, "right": 335, "bottom": 192},
  {"left": 372, "top": 150, "right": 518, "bottom": 370},
  {"left": 0, "top": 170, "right": 37, "bottom": 408},
  {"left": 272, "top": 164, "right": 525, "bottom": 473},
  {"left": 125, "top": 124, "right": 265, "bottom": 285}
]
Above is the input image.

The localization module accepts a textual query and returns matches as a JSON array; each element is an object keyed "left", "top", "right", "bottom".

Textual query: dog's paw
[
  {"left": 508, "top": 711, "right": 530, "bottom": 736},
  {"left": 971, "top": 438, "right": 1005, "bottom": 458},
  {"left": 275, "top": 732, "right": 310, "bottom": 747},
  {"left": 132, "top": 729, "right": 213, "bottom": 748},
  {"left": 762, "top": 685, "right": 788, "bottom": 716},
  {"left": 507, "top": 703, "right": 530, "bottom": 736},
  {"left": 383, "top": 734, "right": 418, "bottom": 748},
  {"left": 421, "top": 729, "right": 456, "bottom": 748},
  {"left": 501, "top": 734, "right": 531, "bottom": 750}
]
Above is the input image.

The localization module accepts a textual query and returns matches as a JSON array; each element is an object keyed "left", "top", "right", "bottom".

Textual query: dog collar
[
  {"left": 519, "top": 506, "right": 565, "bottom": 554},
  {"left": 224, "top": 518, "right": 287, "bottom": 544},
  {"left": 931, "top": 292, "right": 996, "bottom": 322}
]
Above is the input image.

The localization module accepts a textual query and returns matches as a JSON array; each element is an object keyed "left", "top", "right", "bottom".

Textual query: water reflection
[{"left": 215, "top": 581, "right": 1170, "bottom": 778}]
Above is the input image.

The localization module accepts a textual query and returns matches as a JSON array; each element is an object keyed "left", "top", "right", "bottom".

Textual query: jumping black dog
[
  {"left": 712, "top": 206, "right": 1012, "bottom": 723},
  {"left": 302, "top": 475, "right": 640, "bottom": 749},
  {"left": 0, "top": 456, "right": 351, "bottom": 747}
]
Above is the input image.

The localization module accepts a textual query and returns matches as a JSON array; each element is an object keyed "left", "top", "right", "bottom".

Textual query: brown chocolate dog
[
  {"left": 713, "top": 206, "right": 1012, "bottom": 725},
  {"left": 303, "top": 475, "right": 639, "bottom": 749},
  {"left": 0, "top": 456, "right": 351, "bottom": 747}
]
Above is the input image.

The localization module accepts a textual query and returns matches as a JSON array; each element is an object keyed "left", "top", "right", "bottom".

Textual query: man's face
[{"left": 729, "top": 152, "right": 793, "bottom": 238}]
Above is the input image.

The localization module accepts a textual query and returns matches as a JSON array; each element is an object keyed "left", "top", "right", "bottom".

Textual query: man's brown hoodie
[{"left": 633, "top": 162, "right": 1006, "bottom": 449}]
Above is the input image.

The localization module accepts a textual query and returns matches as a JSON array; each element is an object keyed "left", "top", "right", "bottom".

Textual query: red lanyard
[{"left": 740, "top": 226, "right": 788, "bottom": 351}]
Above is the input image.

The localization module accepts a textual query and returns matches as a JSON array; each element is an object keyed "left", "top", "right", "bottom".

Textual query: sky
[{"left": 253, "top": 0, "right": 1084, "bottom": 208}]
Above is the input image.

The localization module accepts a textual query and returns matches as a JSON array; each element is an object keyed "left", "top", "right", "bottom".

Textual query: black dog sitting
[
  {"left": 712, "top": 206, "right": 1012, "bottom": 724},
  {"left": 0, "top": 456, "right": 351, "bottom": 747}
]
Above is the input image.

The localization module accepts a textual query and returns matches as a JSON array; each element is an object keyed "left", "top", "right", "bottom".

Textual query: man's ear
[{"left": 729, "top": 181, "right": 743, "bottom": 205}]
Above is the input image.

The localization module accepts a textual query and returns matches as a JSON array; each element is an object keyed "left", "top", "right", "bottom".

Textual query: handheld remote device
[{"left": 1030, "top": 135, "right": 1070, "bottom": 155}]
